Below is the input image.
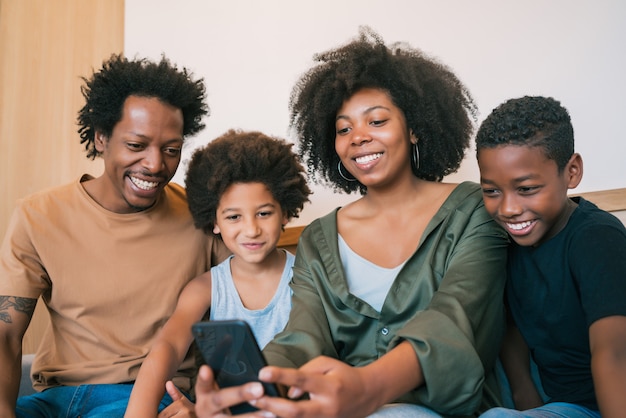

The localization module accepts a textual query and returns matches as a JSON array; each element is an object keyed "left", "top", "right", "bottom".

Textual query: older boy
[{"left": 476, "top": 96, "right": 626, "bottom": 417}]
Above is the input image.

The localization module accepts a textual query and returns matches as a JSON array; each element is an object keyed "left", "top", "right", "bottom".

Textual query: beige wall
[{"left": 0, "top": 0, "right": 124, "bottom": 354}]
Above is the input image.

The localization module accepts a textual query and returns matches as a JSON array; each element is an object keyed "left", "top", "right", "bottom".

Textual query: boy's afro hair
[{"left": 185, "top": 129, "right": 311, "bottom": 234}]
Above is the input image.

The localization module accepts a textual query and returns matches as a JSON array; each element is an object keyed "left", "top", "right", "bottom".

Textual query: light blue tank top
[{"left": 209, "top": 251, "right": 294, "bottom": 349}]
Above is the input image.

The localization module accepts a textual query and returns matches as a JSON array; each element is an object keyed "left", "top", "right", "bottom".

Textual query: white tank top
[{"left": 338, "top": 234, "right": 406, "bottom": 312}]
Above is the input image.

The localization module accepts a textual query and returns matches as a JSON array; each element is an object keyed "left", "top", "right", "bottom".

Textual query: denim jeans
[
  {"left": 479, "top": 402, "right": 601, "bottom": 418},
  {"left": 16, "top": 383, "right": 175, "bottom": 418},
  {"left": 368, "top": 403, "right": 442, "bottom": 417},
  {"left": 486, "top": 359, "right": 600, "bottom": 418}
]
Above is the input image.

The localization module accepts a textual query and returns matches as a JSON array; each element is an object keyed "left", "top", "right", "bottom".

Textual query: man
[{"left": 0, "top": 54, "right": 229, "bottom": 417}]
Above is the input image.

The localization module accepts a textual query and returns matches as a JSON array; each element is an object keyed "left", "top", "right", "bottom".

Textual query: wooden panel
[
  {"left": 1, "top": 0, "right": 124, "bottom": 240},
  {"left": 570, "top": 188, "right": 626, "bottom": 212},
  {"left": 278, "top": 225, "right": 305, "bottom": 247},
  {"left": 278, "top": 225, "right": 305, "bottom": 254},
  {"left": 0, "top": 0, "right": 124, "bottom": 354}
]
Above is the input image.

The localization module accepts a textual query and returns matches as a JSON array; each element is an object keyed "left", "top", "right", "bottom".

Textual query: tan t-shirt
[{"left": 0, "top": 175, "right": 229, "bottom": 391}]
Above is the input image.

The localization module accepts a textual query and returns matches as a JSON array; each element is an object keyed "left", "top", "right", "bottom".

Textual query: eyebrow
[
  {"left": 219, "top": 202, "right": 277, "bottom": 215},
  {"left": 336, "top": 105, "right": 391, "bottom": 121},
  {"left": 480, "top": 174, "right": 538, "bottom": 185},
  {"left": 127, "top": 131, "right": 183, "bottom": 143}
]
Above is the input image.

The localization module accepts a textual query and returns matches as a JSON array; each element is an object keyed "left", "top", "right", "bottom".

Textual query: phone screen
[{"left": 192, "top": 320, "right": 280, "bottom": 414}]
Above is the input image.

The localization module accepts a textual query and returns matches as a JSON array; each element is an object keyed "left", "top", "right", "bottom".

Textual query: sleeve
[
  {"left": 570, "top": 221, "right": 626, "bottom": 326},
  {"left": 263, "top": 222, "right": 338, "bottom": 368},
  {"left": 394, "top": 203, "right": 508, "bottom": 414},
  {"left": 0, "top": 203, "right": 49, "bottom": 298}
]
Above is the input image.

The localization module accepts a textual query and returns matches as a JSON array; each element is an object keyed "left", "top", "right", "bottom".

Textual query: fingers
[
  {"left": 194, "top": 365, "right": 267, "bottom": 417},
  {"left": 160, "top": 382, "right": 197, "bottom": 418},
  {"left": 165, "top": 380, "right": 184, "bottom": 401},
  {"left": 259, "top": 360, "right": 334, "bottom": 395},
  {"left": 158, "top": 401, "right": 196, "bottom": 418}
]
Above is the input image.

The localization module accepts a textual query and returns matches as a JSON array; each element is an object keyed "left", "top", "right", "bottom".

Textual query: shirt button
[{"left": 381, "top": 327, "right": 389, "bottom": 336}]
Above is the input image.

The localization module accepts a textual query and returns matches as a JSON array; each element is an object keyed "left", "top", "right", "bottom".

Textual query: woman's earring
[
  {"left": 410, "top": 142, "right": 420, "bottom": 173},
  {"left": 338, "top": 161, "right": 357, "bottom": 182}
]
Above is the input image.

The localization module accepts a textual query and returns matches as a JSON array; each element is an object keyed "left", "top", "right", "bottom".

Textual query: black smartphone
[{"left": 191, "top": 319, "right": 280, "bottom": 414}]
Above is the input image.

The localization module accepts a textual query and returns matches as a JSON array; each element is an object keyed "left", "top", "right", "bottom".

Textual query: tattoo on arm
[{"left": 0, "top": 296, "right": 37, "bottom": 324}]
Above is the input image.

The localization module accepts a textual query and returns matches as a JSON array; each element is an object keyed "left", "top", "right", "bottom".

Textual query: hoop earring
[
  {"left": 410, "top": 142, "right": 420, "bottom": 173},
  {"left": 338, "top": 161, "right": 357, "bottom": 182}
]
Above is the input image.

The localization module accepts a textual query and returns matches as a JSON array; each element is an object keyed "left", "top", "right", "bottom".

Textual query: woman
[{"left": 193, "top": 27, "right": 508, "bottom": 418}]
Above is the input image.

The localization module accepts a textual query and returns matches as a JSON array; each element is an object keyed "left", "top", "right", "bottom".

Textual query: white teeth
[
  {"left": 130, "top": 177, "right": 158, "bottom": 191},
  {"left": 355, "top": 153, "right": 382, "bottom": 164},
  {"left": 507, "top": 221, "right": 533, "bottom": 231}
]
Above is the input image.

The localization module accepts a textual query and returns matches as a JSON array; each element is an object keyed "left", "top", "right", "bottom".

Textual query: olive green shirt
[{"left": 264, "top": 182, "right": 508, "bottom": 416}]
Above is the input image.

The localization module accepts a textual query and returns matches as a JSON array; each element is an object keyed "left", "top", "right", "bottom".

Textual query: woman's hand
[
  {"left": 194, "top": 343, "right": 420, "bottom": 418},
  {"left": 252, "top": 356, "right": 379, "bottom": 418},
  {"left": 193, "top": 365, "right": 268, "bottom": 418}
]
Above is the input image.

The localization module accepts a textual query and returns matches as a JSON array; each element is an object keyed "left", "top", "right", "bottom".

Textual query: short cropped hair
[
  {"left": 475, "top": 96, "right": 574, "bottom": 172},
  {"left": 185, "top": 129, "right": 312, "bottom": 234},
  {"left": 78, "top": 54, "right": 208, "bottom": 159},
  {"left": 289, "top": 27, "right": 477, "bottom": 193}
]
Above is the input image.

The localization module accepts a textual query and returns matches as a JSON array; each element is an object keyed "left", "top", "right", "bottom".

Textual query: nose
[
  {"left": 351, "top": 124, "right": 371, "bottom": 145},
  {"left": 499, "top": 193, "right": 523, "bottom": 218},
  {"left": 142, "top": 147, "right": 165, "bottom": 173},
  {"left": 244, "top": 217, "right": 261, "bottom": 237}
]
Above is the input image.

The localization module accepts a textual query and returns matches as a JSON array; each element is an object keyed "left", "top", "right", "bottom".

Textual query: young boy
[
  {"left": 124, "top": 129, "right": 311, "bottom": 417},
  {"left": 476, "top": 95, "right": 626, "bottom": 418}
]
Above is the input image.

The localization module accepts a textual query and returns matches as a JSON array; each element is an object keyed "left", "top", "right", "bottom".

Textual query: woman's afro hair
[
  {"left": 185, "top": 129, "right": 312, "bottom": 234},
  {"left": 289, "top": 26, "right": 477, "bottom": 194}
]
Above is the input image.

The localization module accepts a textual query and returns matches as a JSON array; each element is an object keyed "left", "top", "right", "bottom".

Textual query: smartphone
[{"left": 191, "top": 319, "right": 280, "bottom": 414}]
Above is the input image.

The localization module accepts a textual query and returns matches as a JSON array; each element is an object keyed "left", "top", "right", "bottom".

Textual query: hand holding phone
[{"left": 192, "top": 320, "right": 279, "bottom": 414}]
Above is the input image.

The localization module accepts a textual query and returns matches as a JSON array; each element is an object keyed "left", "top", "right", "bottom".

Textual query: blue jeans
[
  {"left": 487, "top": 360, "right": 599, "bottom": 417},
  {"left": 368, "top": 403, "right": 442, "bottom": 417},
  {"left": 479, "top": 402, "right": 600, "bottom": 418},
  {"left": 15, "top": 383, "right": 175, "bottom": 418}
]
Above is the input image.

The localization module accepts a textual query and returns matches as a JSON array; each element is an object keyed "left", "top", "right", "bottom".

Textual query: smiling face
[
  {"left": 213, "top": 182, "right": 288, "bottom": 265},
  {"left": 334, "top": 88, "right": 414, "bottom": 190},
  {"left": 93, "top": 95, "right": 184, "bottom": 213},
  {"left": 478, "top": 144, "right": 582, "bottom": 247}
]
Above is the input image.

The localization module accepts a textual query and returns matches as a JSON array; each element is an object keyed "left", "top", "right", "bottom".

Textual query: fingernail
[
  {"left": 258, "top": 368, "right": 270, "bottom": 379},
  {"left": 249, "top": 382, "right": 264, "bottom": 396},
  {"left": 289, "top": 387, "right": 303, "bottom": 398},
  {"left": 249, "top": 400, "right": 275, "bottom": 417}
]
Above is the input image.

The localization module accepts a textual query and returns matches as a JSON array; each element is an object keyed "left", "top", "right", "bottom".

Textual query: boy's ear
[{"left": 565, "top": 153, "right": 583, "bottom": 189}]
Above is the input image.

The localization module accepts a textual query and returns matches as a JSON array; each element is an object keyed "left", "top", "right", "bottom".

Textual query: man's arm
[
  {"left": 0, "top": 295, "right": 36, "bottom": 417},
  {"left": 590, "top": 315, "right": 626, "bottom": 418}
]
